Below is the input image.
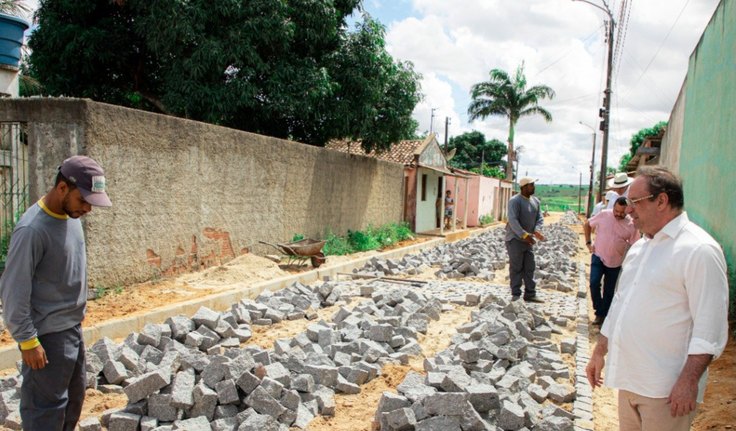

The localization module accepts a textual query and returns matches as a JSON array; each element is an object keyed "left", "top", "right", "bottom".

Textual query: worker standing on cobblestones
[
  {"left": 0, "top": 156, "right": 112, "bottom": 431},
  {"left": 586, "top": 166, "right": 728, "bottom": 431},
  {"left": 583, "top": 196, "right": 639, "bottom": 326},
  {"left": 505, "top": 176, "right": 545, "bottom": 303}
]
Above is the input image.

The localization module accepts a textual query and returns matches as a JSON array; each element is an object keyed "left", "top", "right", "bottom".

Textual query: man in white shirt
[{"left": 585, "top": 166, "right": 728, "bottom": 431}]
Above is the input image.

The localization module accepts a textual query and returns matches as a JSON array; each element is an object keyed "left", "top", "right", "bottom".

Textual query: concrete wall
[
  {"left": 659, "top": 82, "right": 686, "bottom": 173},
  {"left": 672, "top": 0, "right": 735, "bottom": 308},
  {"left": 0, "top": 99, "right": 405, "bottom": 287}
]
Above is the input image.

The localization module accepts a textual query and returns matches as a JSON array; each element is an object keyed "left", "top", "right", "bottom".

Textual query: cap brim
[{"left": 80, "top": 189, "right": 112, "bottom": 207}]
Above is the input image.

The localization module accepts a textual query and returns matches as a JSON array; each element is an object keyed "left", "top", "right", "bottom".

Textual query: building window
[{"left": 421, "top": 174, "right": 427, "bottom": 201}]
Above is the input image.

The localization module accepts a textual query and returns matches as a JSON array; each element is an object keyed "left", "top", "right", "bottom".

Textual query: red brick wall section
[{"left": 147, "top": 228, "right": 238, "bottom": 277}]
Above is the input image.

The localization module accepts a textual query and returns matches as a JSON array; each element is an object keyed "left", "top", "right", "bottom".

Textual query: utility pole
[
  {"left": 444, "top": 117, "right": 450, "bottom": 147},
  {"left": 579, "top": 121, "right": 597, "bottom": 216},
  {"left": 429, "top": 108, "right": 437, "bottom": 134},
  {"left": 578, "top": 172, "right": 583, "bottom": 214},
  {"left": 573, "top": 0, "right": 614, "bottom": 205}
]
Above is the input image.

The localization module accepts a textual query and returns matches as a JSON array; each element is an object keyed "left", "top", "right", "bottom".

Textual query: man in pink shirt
[{"left": 583, "top": 196, "right": 640, "bottom": 325}]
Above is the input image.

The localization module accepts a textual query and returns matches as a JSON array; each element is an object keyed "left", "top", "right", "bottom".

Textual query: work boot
[
  {"left": 523, "top": 295, "right": 544, "bottom": 304},
  {"left": 511, "top": 295, "right": 521, "bottom": 301}
]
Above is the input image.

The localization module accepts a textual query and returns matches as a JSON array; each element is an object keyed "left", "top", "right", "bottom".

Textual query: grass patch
[{"left": 535, "top": 184, "right": 589, "bottom": 213}]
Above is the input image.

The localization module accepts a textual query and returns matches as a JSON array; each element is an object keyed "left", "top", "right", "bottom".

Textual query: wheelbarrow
[{"left": 258, "top": 239, "right": 327, "bottom": 268}]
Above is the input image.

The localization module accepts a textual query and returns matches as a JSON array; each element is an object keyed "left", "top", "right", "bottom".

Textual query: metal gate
[{"left": 1, "top": 122, "right": 28, "bottom": 265}]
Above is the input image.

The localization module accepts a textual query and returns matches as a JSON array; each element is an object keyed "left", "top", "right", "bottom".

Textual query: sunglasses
[{"left": 625, "top": 194, "right": 654, "bottom": 207}]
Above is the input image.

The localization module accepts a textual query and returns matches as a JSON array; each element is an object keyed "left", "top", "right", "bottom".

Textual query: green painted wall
[{"left": 680, "top": 0, "right": 736, "bottom": 312}]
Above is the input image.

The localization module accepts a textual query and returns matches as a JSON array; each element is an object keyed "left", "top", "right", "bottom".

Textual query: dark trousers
[
  {"left": 506, "top": 239, "right": 536, "bottom": 298},
  {"left": 21, "top": 325, "right": 86, "bottom": 431},
  {"left": 589, "top": 254, "right": 621, "bottom": 318}
]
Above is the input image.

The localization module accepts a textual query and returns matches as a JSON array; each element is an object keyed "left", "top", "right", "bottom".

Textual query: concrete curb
[{"left": 0, "top": 237, "right": 446, "bottom": 369}]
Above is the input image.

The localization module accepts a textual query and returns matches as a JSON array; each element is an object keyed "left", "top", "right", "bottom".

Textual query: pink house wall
[
  {"left": 446, "top": 174, "right": 503, "bottom": 227},
  {"left": 478, "top": 176, "right": 500, "bottom": 222},
  {"left": 445, "top": 175, "right": 475, "bottom": 226}
]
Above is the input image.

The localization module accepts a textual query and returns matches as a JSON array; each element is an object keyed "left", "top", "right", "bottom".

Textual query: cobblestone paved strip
[{"left": 574, "top": 263, "right": 594, "bottom": 431}]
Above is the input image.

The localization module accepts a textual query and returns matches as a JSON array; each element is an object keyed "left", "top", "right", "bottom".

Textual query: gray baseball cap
[{"left": 59, "top": 155, "right": 112, "bottom": 207}]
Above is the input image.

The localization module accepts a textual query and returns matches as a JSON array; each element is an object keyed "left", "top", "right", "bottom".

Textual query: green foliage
[
  {"left": 469, "top": 165, "right": 506, "bottom": 179},
  {"left": 28, "top": 0, "right": 422, "bottom": 152},
  {"left": 468, "top": 62, "right": 555, "bottom": 180},
  {"left": 618, "top": 121, "right": 667, "bottom": 171},
  {"left": 535, "top": 184, "right": 589, "bottom": 213},
  {"left": 291, "top": 233, "right": 305, "bottom": 242},
  {"left": 1, "top": 206, "right": 26, "bottom": 267},
  {"left": 479, "top": 214, "right": 494, "bottom": 226},
  {"left": 94, "top": 285, "right": 108, "bottom": 299},
  {"left": 348, "top": 230, "right": 381, "bottom": 252},
  {"left": 322, "top": 230, "right": 353, "bottom": 256},
  {"left": 322, "top": 222, "right": 414, "bottom": 256},
  {"left": 446, "top": 131, "right": 507, "bottom": 174}
]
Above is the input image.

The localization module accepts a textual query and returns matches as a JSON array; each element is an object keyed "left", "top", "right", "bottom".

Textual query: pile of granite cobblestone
[
  {"left": 374, "top": 294, "right": 577, "bottom": 430},
  {"left": 355, "top": 221, "right": 581, "bottom": 294},
  {"left": 0, "top": 214, "right": 585, "bottom": 431},
  {"left": 0, "top": 281, "right": 458, "bottom": 431}
]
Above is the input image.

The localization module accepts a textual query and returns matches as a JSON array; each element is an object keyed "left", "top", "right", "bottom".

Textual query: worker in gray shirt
[
  {"left": 505, "top": 176, "right": 545, "bottom": 303},
  {"left": 0, "top": 156, "right": 112, "bottom": 430}
]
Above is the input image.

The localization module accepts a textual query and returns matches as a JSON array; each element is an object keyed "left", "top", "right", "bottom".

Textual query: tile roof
[{"left": 325, "top": 139, "right": 424, "bottom": 166}]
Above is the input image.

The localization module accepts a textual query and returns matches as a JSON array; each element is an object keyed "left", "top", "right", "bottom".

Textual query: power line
[
  {"left": 546, "top": 92, "right": 600, "bottom": 106},
  {"left": 630, "top": 0, "right": 692, "bottom": 91},
  {"left": 533, "top": 25, "right": 604, "bottom": 78}
]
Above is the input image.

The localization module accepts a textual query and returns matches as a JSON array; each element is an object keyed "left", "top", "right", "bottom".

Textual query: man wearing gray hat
[
  {"left": 1, "top": 155, "right": 112, "bottom": 430},
  {"left": 505, "top": 176, "right": 545, "bottom": 303}
]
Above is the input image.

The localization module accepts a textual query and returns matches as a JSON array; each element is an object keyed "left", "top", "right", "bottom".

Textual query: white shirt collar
[{"left": 654, "top": 211, "right": 688, "bottom": 240}]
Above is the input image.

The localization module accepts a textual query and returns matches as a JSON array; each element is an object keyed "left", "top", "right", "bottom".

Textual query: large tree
[
  {"left": 446, "top": 131, "right": 506, "bottom": 178},
  {"left": 28, "top": 0, "right": 421, "bottom": 152},
  {"left": 467, "top": 63, "right": 554, "bottom": 180}
]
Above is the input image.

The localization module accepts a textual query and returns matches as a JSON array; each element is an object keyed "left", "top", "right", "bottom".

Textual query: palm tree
[{"left": 468, "top": 63, "right": 555, "bottom": 181}]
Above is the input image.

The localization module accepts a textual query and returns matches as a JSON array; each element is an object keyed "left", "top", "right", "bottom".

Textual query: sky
[{"left": 353, "top": 0, "right": 721, "bottom": 184}]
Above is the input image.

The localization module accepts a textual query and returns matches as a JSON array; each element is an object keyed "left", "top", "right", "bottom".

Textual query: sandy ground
[{"left": 1, "top": 213, "right": 733, "bottom": 430}]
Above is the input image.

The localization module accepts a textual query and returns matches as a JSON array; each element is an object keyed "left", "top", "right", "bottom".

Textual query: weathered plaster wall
[
  {"left": 0, "top": 99, "right": 404, "bottom": 287},
  {"left": 659, "top": 82, "right": 686, "bottom": 173}
]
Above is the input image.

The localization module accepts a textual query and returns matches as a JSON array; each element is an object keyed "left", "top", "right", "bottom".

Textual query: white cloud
[{"left": 369, "top": 0, "right": 721, "bottom": 183}]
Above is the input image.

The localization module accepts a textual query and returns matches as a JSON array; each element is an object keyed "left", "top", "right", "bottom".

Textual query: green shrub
[
  {"left": 291, "top": 233, "right": 304, "bottom": 242},
  {"left": 321, "top": 222, "right": 415, "bottom": 256},
  {"left": 479, "top": 214, "right": 493, "bottom": 225},
  {"left": 348, "top": 229, "right": 381, "bottom": 251},
  {"left": 322, "top": 230, "right": 353, "bottom": 256}
]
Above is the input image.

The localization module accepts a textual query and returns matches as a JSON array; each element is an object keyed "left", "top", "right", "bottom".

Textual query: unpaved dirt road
[{"left": 0, "top": 213, "right": 732, "bottom": 430}]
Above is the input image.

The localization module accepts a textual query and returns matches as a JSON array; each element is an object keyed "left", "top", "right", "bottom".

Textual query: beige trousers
[{"left": 618, "top": 390, "right": 697, "bottom": 431}]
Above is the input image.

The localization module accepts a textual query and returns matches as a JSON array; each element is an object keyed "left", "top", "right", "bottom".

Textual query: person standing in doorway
[
  {"left": 583, "top": 196, "right": 639, "bottom": 326},
  {"left": 443, "top": 190, "right": 454, "bottom": 229},
  {"left": 505, "top": 177, "right": 545, "bottom": 303},
  {"left": 0, "top": 156, "right": 112, "bottom": 431},
  {"left": 586, "top": 166, "right": 728, "bottom": 431}
]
